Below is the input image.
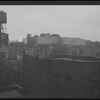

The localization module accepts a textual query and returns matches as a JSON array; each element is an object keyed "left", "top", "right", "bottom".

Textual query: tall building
[
  {"left": 33, "top": 35, "right": 39, "bottom": 45},
  {"left": 27, "top": 34, "right": 34, "bottom": 48}
]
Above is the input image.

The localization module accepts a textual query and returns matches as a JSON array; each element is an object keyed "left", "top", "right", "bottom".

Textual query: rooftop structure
[{"left": 0, "top": 10, "right": 9, "bottom": 59}]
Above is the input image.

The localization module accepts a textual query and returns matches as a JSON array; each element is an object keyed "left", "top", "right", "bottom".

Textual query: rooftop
[
  {"left": 49, "top": 55, "right": 100, "bottom": 62},
  {"left": 49, "top": 58, "right": 100, "bottom": 62},
  {"left": 0, "top": 84, "right": 33, "bottom": 99}
]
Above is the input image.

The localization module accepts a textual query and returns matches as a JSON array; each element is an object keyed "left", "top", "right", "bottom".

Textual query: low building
[{"left": 23, "top": 54, "right": 100, "bottom": 99}]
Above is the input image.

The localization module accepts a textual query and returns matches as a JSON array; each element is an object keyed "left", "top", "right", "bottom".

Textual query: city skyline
[{"left": 0, "top": 5, "right": 100, "bottom": 42}]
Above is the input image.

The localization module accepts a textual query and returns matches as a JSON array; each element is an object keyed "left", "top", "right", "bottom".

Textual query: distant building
[
  {"left": 62, "top": 37, "right": 86, "bottom": 46},
  {"left": 85, "top": 40, "right": 92, "bottom": 46},
  {"left": 26, "top": 33, "right": 99, "bottom": 58},
  {"left": 37, "top": 33, "right": 61, "bottom": 45},
  {"left": 22, "top": 38, "right": 27, "bottom": 44},
  {"left": 32, "top": 35, "right": 39, "bottom": 46},
  {"left": 27, "top": 34, "right": 34, "bottom": 48},
  {"left": 36, "top": 33, "right": 62, "bottom": 59},
  {"left": 8, "top": 42, "right": 26, "bottom": 60},
  {"left": 26, "top": 33, "right": 63, "bottom": 59},
  {"left": 38, "top": 45, "right": 51, "bottom": 59}
]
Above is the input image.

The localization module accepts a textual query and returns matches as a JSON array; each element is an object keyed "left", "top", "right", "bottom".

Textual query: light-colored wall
[
  {"left": 62, "top": 37, "right": 86, "bottom": 46},
  {"left": 37, "top": 36, "right": 59, "bottom": 45}
]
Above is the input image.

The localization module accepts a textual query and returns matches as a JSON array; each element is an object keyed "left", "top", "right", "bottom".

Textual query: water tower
[
  {"left": 0, "top": 10, "right": 8, "bottom": 47},
  {"left": 0, "top": 10, "right": 7, "bottom": 34}
]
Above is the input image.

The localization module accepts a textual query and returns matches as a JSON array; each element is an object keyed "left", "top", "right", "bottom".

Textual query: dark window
[
  {"left": 0, "top": 52, "right": 5, "bottom": 58},
  {"left": 65, "top": 74, "right": 72, "bottom": 95},
  {"left": 90, "top": 77, "right": 99, "bottom": 96},
  {"left": 51, "top": 73, "right": 60, "bottom": 92}
]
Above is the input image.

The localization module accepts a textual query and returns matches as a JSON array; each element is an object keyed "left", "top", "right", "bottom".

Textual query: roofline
[{"left": 48, "top": 58, "right": 100, "bottom": 63}]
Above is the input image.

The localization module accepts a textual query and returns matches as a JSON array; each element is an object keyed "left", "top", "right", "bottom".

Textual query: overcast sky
[{"left": 0, "top": 5, "right": 100, "bottom": 42}]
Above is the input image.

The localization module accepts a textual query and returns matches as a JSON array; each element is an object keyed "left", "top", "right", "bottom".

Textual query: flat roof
[
  {"left": 0, "top": 85, "right": 26, "bottom": 99},
  {"left": 0, "top": 90, "right": 25, "bottom": 99},
  {"left": 48, "top": 58, "right": 100, "bottom": 62}
]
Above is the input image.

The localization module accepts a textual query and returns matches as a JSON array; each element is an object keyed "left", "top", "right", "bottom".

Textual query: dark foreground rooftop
[{"left": 0, "top": 84, "right": 33, "bottom": 99}]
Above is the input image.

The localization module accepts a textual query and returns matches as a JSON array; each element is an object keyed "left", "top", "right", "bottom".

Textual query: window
[
  {"left": 90, "top": 77, "right": 99, "bottom": 96},
  {"left": 65, "top": 74, "right": 72, "bottom": 95},
  {"left": 51, "top": 73, "right": 60, "bottom": 92}
]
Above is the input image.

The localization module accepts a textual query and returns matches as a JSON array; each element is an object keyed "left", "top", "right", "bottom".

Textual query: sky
[{"left": 0, "top": 5, "right": 100, "bottom": 42}]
